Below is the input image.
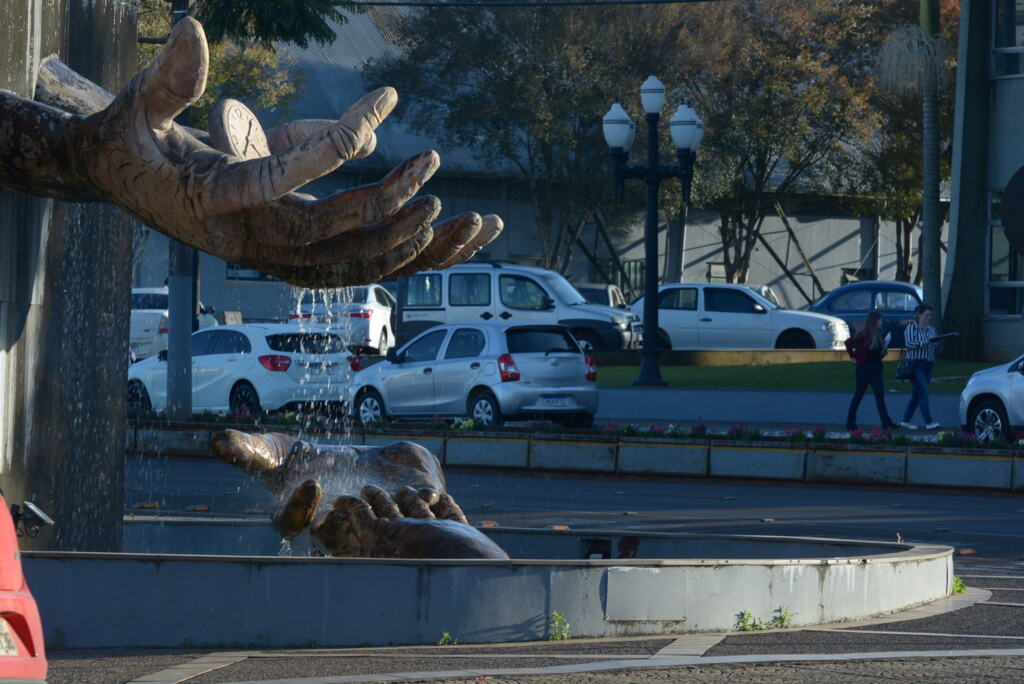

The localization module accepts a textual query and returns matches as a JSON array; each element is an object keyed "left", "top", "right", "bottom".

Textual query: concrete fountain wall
[
  {"left": 23, "top": 527, "right": 954, "bottom": 648},
  {"left": 0, "top": 0, "right": 137, "bottom": 551}
]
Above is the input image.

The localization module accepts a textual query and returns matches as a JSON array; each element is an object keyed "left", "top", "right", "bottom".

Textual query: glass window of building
[
  {"left": 986, "top": 191, "right": 1024, "bottom": 314},
  {"left": 993, "top": 0, "right": 1024, "bottom": 76}
]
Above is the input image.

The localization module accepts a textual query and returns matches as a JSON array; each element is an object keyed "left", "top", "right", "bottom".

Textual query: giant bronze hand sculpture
[
  {"left": 0, "top": 18, "right": 503, "bottom": 287},
  {"left": 212, "top": 430, "right": 509, "bottom": 559}
]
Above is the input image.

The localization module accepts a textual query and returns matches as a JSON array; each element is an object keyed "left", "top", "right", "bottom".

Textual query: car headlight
[
  {"left": 611, "top": 315, "right": 629, "bottom": 329},
  {"left": 821, "top": 321, "right": 834, "bottom": 332}
]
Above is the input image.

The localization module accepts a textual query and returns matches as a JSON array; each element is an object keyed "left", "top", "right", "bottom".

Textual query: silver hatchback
[{"left": 346, "top": 323, "right": 599, "bottom": 428}]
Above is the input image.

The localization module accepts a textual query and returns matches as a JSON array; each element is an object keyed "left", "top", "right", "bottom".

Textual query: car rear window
[
  {"left": 265, "top": 333, "right": 346, "bottom": 354},
  {"left": 132, "top": 293, "right": 168, "bottom": 310},
  {"left": 299, "top": 287, "right": 368, "bottom": 308},
  {"left": 506, "top": 328, "right": 580, "bottom": 354}
]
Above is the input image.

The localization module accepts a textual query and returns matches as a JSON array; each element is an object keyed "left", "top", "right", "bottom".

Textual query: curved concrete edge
[{"left": 22, "top": 534, "right": 953, "bottom": 649}]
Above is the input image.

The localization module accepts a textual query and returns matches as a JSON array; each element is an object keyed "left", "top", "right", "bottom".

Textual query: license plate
[
  {"left": 542, "top": 395, "right": 569, "bottom": 408},
  {"left": 304, "top": 362, "right": 334, "bottom": 374},
  {"left": 0, "top": 620, "right": 18, "bottom": 656}
]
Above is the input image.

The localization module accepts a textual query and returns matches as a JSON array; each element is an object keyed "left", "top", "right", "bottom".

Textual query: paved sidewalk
[
  {"left": 596, "top": 387, "right": 961, "bottom": 428},
  {"left": 46, "top": 562, "right": 1024, "bottom": 683}
]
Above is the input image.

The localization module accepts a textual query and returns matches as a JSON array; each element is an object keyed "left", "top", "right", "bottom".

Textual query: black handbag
[{"left": 896, "top": 350, "right": 914, "bottom": 381}]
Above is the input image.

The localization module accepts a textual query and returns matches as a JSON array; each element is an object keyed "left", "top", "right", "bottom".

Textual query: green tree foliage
[
  {"left": 193, "top": 0, "right": 352, "bottom": 49},
  {"left": 365, "top": 6, "right": 645, "bottom": 271},
  {"left": 138, "top": 0, "right": 304, "bottom": 127}
]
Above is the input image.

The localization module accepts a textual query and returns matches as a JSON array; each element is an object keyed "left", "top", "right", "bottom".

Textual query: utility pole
[{"left": 165, "top": 0, "right": 195, "bottom": 421}]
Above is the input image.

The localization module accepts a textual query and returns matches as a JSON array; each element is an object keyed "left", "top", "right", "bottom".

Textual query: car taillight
[
  {"left": 347, "top": 355, "right": 362, "bottom": 372},
  {"left": 158, "top": 314, "right": 168, "bottom": 334},
  {"left": 346, "top": 310, "right": 372, "bottom": 318},
  {"left": 259, "top": 355, "right": 292, "bottom": 371},
  {"left": 498, "top": 353, "right": 520, "bottom": 382},
  {"left": 585, "top": 354, "right": 597, "bottom": 382},
  {"left": 288, "top": 313, "right": 312, "bottom": 320}
]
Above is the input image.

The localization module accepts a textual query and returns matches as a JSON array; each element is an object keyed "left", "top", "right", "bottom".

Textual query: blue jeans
[
  {"left": 847, "top": 363, "right": 893, "bottom": 429},
  {"left": 902, "top": 360, "right": 934, "bottom": 424}
]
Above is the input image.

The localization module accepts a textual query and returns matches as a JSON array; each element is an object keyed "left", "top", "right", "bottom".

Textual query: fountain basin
[{"left": 23, "top": 523, "right": 953, "bottom": 648}]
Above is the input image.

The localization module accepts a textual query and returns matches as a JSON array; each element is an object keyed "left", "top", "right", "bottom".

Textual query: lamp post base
[{"left": 632, "top": 355, "right": 668, "bottom": 387}]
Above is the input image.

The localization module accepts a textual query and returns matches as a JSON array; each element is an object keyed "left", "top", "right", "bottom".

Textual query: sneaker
[
  {"left": 899, "top": 421, "right": 918, "bottom": 430},
  {"left": 925, "top": 422, "right": 941, "bottom": 430}
]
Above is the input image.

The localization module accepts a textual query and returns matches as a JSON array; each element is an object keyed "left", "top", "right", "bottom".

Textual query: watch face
[
  {"left": 1002, "top": 166, "right": 1024, "bottom": 261},
  {"left": 209, "top": 98, "right": 270, "bottom": 160}
]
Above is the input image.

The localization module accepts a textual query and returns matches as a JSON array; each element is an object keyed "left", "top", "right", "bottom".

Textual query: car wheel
[
  {"left": 775, "top": 330, "right": 815, "bottom": 349},
  {"left": 229, "top": 381, "right": 262, "bottom": 417},
  {"left": 127, "top": 380, "right": 151, "bottom": 414},
  {"left": 356, "top": 389, "right": 386, "bottom": 426},
  {"left": 574, "top": 330, "right": 601, "bottom": 353},
  {"left": 970, "top": 398, "right": 1010, "bottom": 443},
  {"left": 468, "top": 390, "right": 502, "bottom": 427},
  {"left": 376, "top": 328, "right": 388, "bottom": 355}
]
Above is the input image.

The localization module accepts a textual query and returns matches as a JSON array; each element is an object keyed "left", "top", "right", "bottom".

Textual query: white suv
[
  {"left": 631, "top": 283, "right": 849, "bottom": 350},
  {"left": 396, "top": 262, "right": 639, "bottom": 351}
]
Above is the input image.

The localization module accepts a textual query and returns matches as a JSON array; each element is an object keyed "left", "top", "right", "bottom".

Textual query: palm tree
[{"left": 878, "top": 0, "right": 948, "bottom": 314}]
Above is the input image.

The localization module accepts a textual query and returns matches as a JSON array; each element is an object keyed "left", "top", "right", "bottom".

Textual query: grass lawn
[{"left": 597, "top": 360, "right": 994, "bottom": 393}]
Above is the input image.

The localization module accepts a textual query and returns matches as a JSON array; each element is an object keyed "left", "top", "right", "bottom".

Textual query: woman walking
[
  {"left": 900, "top": 304, "right": 941, "bottom": 430},
  {"left": 845, "top": 311, "right": 895, "bottom": 432}
]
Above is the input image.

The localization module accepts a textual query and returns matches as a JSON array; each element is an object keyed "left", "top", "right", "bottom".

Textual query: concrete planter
[
  {"left": 618, "top": 439, "right": 708, "bottom": 475},
  {"left": 709, "top": 441, "right": 806, "bottom": 480},
  {"left": 807, "top": 444, "right": 907, "bottom": 485},
  {"left": 446, "top": 432, "right": 529, "bottom": 468},
  {"left": 126, "top": 423, "right": 1024, "bottom": 492},
  {"left": 906, "top": 446, "right": 1013, "bottom": 489},
  {"left": 530, "top": 436, "right": 616, "bottom": 472}
]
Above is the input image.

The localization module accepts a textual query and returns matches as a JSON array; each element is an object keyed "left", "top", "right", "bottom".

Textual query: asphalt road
[
  {"left": 127, "top": 456, "right": 1024, "bottom": 557},
  {"left": 595, "top": 387, "right": 962, "bottom": 429}
]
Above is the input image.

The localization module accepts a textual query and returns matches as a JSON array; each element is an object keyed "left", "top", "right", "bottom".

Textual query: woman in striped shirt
[{"left": 900, "top": 304, "right": 941, "bottom": 430}]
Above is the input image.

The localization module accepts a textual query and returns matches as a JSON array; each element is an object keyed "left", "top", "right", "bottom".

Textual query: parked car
[
  {"left": 959, "top": 355, "right": 1024, "bottom": 441},
  {"left": 809, "top": 281, "right": 922, "bottom": 347},
  {"left": 631, "top": 283, "right": 849, "bottom": 350},
  {"left": 289, "top": 284, "right": 396, "bottom": 354},
  {"left": 127, "top": 324, "right": 352, "bottom": 415},
  {"left": 130, "top": 287, "right": 218, "bottom": 360},
  {"left": 346, "top": 323, "right": 599, "bottom": 428},
  {"left": 745, "top": 284, "right": 782, "bottom": 308},
  {"left": 0, "top": 492, "right": 47, "bottom": 682},
  {"left": 576, "top": 283, "right": 629, "bottom": 310},
  {"left": 396, "top": 262, "right": 639, "bottom": 352}
]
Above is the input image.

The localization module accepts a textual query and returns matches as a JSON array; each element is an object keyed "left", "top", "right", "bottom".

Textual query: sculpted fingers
[
  {"left": 311, "top": 505, "right": 355, "bottom": 556},
  {"left": 391, "top": 213, "right": 482, "bottom": 277},
  {"left": 395, "top": 486, "right": 435, "bottom": 519},
  {"left": 361, "top": 485, "right": 402, "bottom": 520},
  {"left": 438, "top": 214, "right": 504, "bottom": 269},
  {"left": 136, "top": 17, "right": 209, "bottom": 130},
  {"left": 272, "top": 479, "right": 322, "bottom": 541},
  {"left": 431, "top": 493, "right": 470, "bottom": 524},
  {"left": 210, "top": 430, "right": 299, "bottom": 476},
  {"left": 266, "top": 120, "right": 377, "bottom": 160},
  {"left": 208, "top": 88, "right": 397, "bottom": 212}
]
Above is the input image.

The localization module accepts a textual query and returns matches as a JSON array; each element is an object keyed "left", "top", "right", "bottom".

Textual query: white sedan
[
  {"left": 130, "top": 287, "right": 218, "bottom": 360},
  {"left": 959, "top": 355, "right": 1024, "bottom": 441},
  {"left": 289, "top": 284, "right": 396, "bottom": 354},
  {"left": 127, "top": 324, "right": 352, "bottom": 415},
  {"left": 631, "top": 283, "right": 849, "bottom": 350}
]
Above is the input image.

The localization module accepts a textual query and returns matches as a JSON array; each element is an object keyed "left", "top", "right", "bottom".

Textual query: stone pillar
[
  {"left": 0, "top": 0, "right": 137, "bottom": 551},
  {"left": 942, "top": 0, "right": 989, "bottom": 360}
]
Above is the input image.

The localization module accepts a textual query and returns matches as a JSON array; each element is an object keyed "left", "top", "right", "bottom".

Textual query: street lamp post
[{"left": 603, "top": 76, "right": 702, "bottom": 387}]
